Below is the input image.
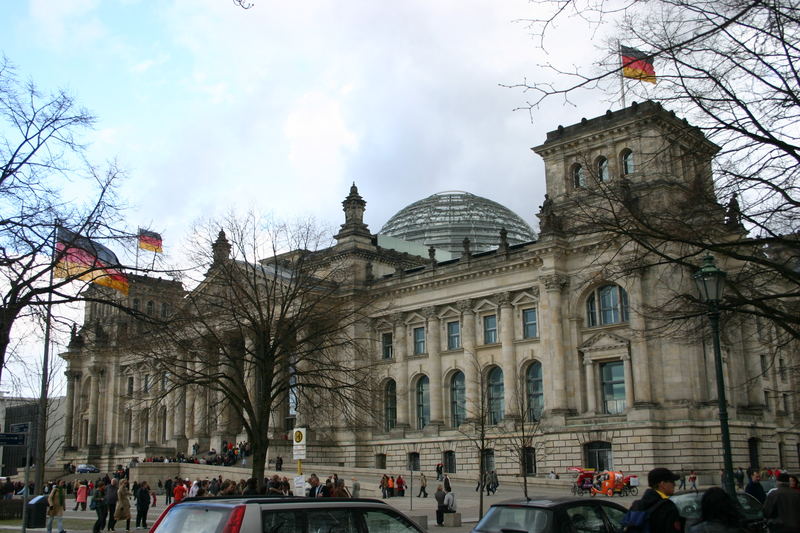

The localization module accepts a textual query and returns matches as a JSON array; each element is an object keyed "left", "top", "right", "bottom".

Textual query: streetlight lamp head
[{"left": 693, "top": 254, "right": 726, "bottom": 303}]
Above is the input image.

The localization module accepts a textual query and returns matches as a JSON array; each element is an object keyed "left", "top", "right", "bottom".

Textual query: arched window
[
  {"left": 586, "top": 284, "right": 629, "bottom": 327},
  {"left": 451, "top": 371, "right": 465, "bottom": 427},
  {"left": 443, "top": 450, "right": 457, "bottom": 473},
  {"left": 160, "top": 303, "right": 169, "bottom": 318},
  {"left": 132, "top": 298, "right": 140, "bottom": 312},
  {"left": 621, "top": 149, "right": 634, "bottom": 175},
  {"left": 572, "top": 164, "right": 586, "bottom": 188},
  {"left": 146, "top": 300, "right": 154, "bottom": 315},
  {"left": 597, "top": 157, "right": 609, "bottom": 182},
  {"left": 416, "top": 376, "right": 430, "bottom": 429},
  {"left": 526, "top": 362, "right": 544, "bottom": 421},
  {"left": 487, "top": 367, "right": 504, "bottom": 425},
  {"left": 384, "top": 380, "right": 397, "bottom": 432},
  {"left": 408, "top": 452, "right": 420, "bottom": 471}
]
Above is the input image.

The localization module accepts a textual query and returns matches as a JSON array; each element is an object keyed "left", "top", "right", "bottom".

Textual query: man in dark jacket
[
  {"left": 105, "top": 478, "right": 119, "bottom": 531},
  {"left": 763, "top": 472, "right": 800, "bottom": 533},
  {"left": 628, "top": 467, "right": 684, "bottom": 533},
  {"left": 434, "top": 485, "right": 446, "bottom": 526},
  {"left": 745, "top": 470, "right": 766, "bottom": 504},
  {"left": 164, "top": 478, "right": 173, "bottom": 505}
]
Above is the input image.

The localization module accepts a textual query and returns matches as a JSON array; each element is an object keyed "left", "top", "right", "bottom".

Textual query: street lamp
[{"left": 693, "top": 254, "right": 736, "bottom": 497}]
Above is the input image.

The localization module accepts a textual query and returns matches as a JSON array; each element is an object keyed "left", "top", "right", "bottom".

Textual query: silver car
[{"left": 150, "top": 496, "right": 426, "bottom": 533}]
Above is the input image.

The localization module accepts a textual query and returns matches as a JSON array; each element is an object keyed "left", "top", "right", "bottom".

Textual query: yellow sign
[{"left": 293, "top": 427, "right": 307, "bottom": 460}]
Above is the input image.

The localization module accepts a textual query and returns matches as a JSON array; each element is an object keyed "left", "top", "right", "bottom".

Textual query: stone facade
[{"left": 61, "top": 102, "right": 799, "bottom": 477}]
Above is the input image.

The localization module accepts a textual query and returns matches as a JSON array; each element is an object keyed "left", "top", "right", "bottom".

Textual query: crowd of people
[{"left": 140, "top": 441, "right": 252, "bottom": 467}]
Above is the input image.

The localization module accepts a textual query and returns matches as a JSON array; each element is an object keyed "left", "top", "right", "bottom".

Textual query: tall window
[
  {"left": 572, "top": 164, "right": 586, "bottom": 188},
  {"left": 384, "top": 380, "right": 397, "bottom": 431},
  {"left": 483, "top": 315, "right": 497, "bottom": 344},
  {"left": 481, "top": 449, "right": 495, "bottom": 472},
  {"left": 127, "top": 377, "right": 134, "bottom": 395},
  {"left": 451, "top": 371, "right": 465, "bottom": 427},
  {"left": 143, "top": 374, "right": 150, "bottom": 393},
  {"left": 526, "top": 362, "right": 544, "bottom": 421},
  {"left": 748, "top": 438, "right": 760, "bottom": 470},
  {"left": 522, "top": 308, "right": 538, "bottom": 339},
  {"left": 600, "top": 361, "right": 626, "bottom": 414},
  {"left": 133, "top": 298, "right": 140, "bottom": 312},
  {"left": 381, "top": 332, "right": 393, "bottom": 359},
  {"left": 408, "top": 452, "right": 420, "bottom": 471},
  {"left": 586, "top": 284, "right": 629, "bottom": 327},
  {"left": 487, "top": 367, "right": 504, "bottom": 425},
  {"left": 585, "top": 441, "right": 613, "bottom": 471},
  {"left": 597, "top": 157, "right": 609, "bottom": 181},
  {"left": 375, "top": 454, "right": 387, "bottom": 470},
  {"left": 160, "top": 302, "right": 169, "bottom": 318},
  {"left": 416, "top": 376, "right": 430, "bottom": 429},
  {"left": 523, "top": 447, "right": 536, "bottom": 475},
  {"left": 443, "top": 450, "right": 456, "bottom": 473},
  {"left": 413, "top": 327, "right": 426, "bottom": 355},
  {"left": 621, "top": 149, "right": 634, "bottom": 175},
  {"left": 447, "top": 321, "right": 461, "bottom": 350},
  {"left": 146, "top": 300, "right": 154, "bottom": 315}
]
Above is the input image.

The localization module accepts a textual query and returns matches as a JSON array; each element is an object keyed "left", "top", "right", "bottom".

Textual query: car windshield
[
  {"left": 736, "top": 493, "right": 763, "bottom": 520},
  {"left": 153, "top": 503, "right": 233, "bottom": 533},
  {"left": 473, "top": 505, "right": 553, "bottom": 533}
]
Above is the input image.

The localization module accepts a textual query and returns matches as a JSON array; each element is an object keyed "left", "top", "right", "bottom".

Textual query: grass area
[{"left": 0, "top": 516, "right": 99, "bottom": 530}]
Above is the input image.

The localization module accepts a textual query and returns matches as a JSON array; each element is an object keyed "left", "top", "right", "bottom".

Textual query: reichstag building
[{"left": 60, "top": 102, "right": 799, "bottom": 477}]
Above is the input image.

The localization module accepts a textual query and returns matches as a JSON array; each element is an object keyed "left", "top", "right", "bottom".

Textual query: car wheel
[{"left": 630, "top": 487, "right": 638, "bottom": 496}]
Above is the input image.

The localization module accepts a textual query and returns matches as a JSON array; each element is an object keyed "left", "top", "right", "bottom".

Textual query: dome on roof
[{"left": 379, "top": 191, "right": 536, "bottom": 255}]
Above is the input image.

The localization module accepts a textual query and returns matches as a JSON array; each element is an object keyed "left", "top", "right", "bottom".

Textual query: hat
[{"left": 648, "top": 468, "right": 680, "bottom": 487}]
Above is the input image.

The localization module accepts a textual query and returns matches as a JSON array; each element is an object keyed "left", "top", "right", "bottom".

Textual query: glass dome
[{"left": 379, "top": 191, "right": 535, "bottom": 255}]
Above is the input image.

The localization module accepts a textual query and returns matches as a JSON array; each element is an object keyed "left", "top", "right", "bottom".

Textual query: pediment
[
  {"left": 473, "top": 298, "right": 497, "bottom": 312},
  {"left": 512, "top": 290, "right": 539, "bottom": 306},
  {"left": 579, "top": 331, "right": 629, "bottom": 353},
  {"left": 404, "top": 312, "right": 426, "bottom": 325},
  {"left": 438, "top": 305, "right": 460, "bottom": 319}
]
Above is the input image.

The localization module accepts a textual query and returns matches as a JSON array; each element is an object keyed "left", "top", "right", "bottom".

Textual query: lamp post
[{"left": 693, "top": 254, "right": 736, "bottom": 497}]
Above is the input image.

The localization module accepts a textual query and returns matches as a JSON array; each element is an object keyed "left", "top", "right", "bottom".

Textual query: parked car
[
  {"left": 671, "top": 490, "right": 767, "bottom": 532},
  {"left": 76, "top": 464, "right": 100, "bottom": 473},
  {"left": 471, "top": 497, "right": 627, "bottom": 533},
  {"left": 149, "top": 496, "right": 426, "bottom": 533}
]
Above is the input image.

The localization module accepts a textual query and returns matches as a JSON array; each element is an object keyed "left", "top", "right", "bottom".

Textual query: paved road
[{"left": 3, "top": 477, "right": 645, "bottom": 532}]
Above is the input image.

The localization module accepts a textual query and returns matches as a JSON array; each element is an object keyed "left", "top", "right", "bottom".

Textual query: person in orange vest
[
  {"left": 387, "top": 476, "right": 395, "bottom": 497},
  {"left": 173, "top": 479, "right": 188, "bottom": 503}
]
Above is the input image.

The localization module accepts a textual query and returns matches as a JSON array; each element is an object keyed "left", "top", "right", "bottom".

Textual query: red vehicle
[
  {"left": 568, "top": 467, "right": 596, "bottom": 496},
  {"left": 590, "top": 470, "right": 625, "bottom": 497}
]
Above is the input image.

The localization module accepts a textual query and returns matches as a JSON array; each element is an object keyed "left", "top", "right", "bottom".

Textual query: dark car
[
  {"left": 471, "top": 496, "right": 627, "bottom": 533},
  {"left": 671, "top": 490, "right": 767, "bottom": 532},
  {"left": 149, "top": 496, "right": 425, "bottom": 533},
  {"left": 76, "top": 464, "right": 100, "bottom": 473}
]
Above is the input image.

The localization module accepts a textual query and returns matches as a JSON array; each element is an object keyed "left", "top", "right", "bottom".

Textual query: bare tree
[
  {"left": 512, "top": 1, "right": 799, "bottom": 343},
  {"left": 144, "top": 212, "right": 377, "bottom": 485},
  {"left": 502, "top": 371, "right": 545, "bottom": 500}
]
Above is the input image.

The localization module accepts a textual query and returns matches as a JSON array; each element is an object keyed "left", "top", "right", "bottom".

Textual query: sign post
[
  {"left": 292, "top": 427, "right": 306, "bottom": 475},
  {"left": 12, "top": 423, "right": 32, "bottom": 533}
]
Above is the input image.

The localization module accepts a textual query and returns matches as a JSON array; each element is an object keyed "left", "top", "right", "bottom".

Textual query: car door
[
  {"left": 563, "top": 503, "right": 611, "bottom": 533},
  {"left": 597, "top": 503, "right": 626, "bottom": 533}
]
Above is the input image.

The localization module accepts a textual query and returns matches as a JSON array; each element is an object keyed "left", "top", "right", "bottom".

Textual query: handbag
[{"left": 89, "top": 498, "right": 97, "bottom": 510}]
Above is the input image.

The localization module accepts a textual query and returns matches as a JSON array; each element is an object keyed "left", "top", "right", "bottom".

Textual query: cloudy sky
[
  {"left": 3, "top": 0, "right": 623, "bottom": 393},
  {"left": 4, "top": 0, "right": 618, "bottom": 255}
]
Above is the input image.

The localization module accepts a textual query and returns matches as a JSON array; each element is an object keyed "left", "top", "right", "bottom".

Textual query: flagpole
[
  {"left": 34, "top": 220, "right": 58, "bottom": 498},
  {"left": 618, "top": 41, "right": 627, "bottom": 108},
  {"left": 135, "top": 228, "right": 141, "bottom": 271}
]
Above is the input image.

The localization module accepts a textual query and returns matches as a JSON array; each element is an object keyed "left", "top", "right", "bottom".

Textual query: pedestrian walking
[
  {"left": 114, "top": 479, "right": 132, "bottom": 532},
  {"left": 105, "top": 477, "right": 119, "bottom": 531},
  {"left": 417, "top": 473, "right": 428, "bottom": 498},
  {"left": 434, "top": 485, "right": 447, "bottom": 526},
  {"left": 74, "top": 480, "right": 89, "bottom": 511},
  {"left": 136, "top": 481, "right": 151, "bottom": 530},
  {"left": 763, "top": 472, "right": 800, "bottom": 532},
  {"left": 46, "top": 480, "right": 66, "bottom": 533},
  {"left": 92, "top": 481, "right": 108, "bottom": 533}
]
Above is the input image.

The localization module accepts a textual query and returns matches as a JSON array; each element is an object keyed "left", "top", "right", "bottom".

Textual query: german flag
[
  {"left": 138, "top": 229, "right": 163, "bottom": 253},
  {"left": 54, "top": 227, "right": 129, "bottom": 295},
  {"left": 620, "top": 45, "right": 656, "bottom": 84}
]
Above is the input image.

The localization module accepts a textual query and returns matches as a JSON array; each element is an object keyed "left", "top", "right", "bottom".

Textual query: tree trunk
[{"left": 250, "top": 436, "right": 269, "bottom": 489}]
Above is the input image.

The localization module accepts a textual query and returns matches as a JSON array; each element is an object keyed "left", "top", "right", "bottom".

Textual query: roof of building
[{"left": 378, "top": 191, "right": 535, "bottom": 254}]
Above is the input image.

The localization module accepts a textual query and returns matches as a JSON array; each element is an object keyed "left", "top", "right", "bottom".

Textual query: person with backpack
[{"left": 623, "top": 467, "right": 684, "bottom": 533}]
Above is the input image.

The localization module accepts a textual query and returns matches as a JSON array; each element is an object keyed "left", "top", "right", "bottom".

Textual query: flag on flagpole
[
  {"left": 138, "top": 229, "right": 163, "bottom": 253},
  {"left": 54, "top": 227, "right": 129, "bottom": 294},
  {"left": 620, "top": 45, "right": 656, "bottom": 84}
]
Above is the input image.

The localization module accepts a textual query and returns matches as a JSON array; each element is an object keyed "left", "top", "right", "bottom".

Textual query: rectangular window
[
  {"left": 381, "top": 332, "right": 393, "bottom": 359},
  {"left": 760, "top": 354, "right": 768, "bottom": 374},
  {"left": 143, "top": 374, "right": 150, "bottom": 393},
  {"left": 447, "top": 321, "right": 460, "bottom": 350},
  {"left": 764, "top": 391, "right": 770, "bottom": 410},
  {"left": 522, "top": 308, "right": 538, "bottom": 339},
  {"left": 127, "top": 377, "right": 134, "bottom": 395},
  {"left": 523, "top": 447, "right": 536, "bottom": 475},
  {"left": 779, "top": 358, "right": 786, "bottom": 381},
  {"left": 600, "top": 361, "right": 626, "bottom": 414},
  {"left": 483, "top": 315, "right": 497, "bottom": 344},
  {"left": 413, "top": 327, "right": 425, "bottom": 355},
  {"left": 783, "top": 394, "right": 790, "bottom": 413}
]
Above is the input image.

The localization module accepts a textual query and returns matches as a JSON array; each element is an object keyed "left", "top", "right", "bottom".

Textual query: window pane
[
  {"left": 261, "top": 510, "right": 299, "bottom": 533},
  {"left": 451, "top": 372, "right": 465, "bottom": 427},
  {"left": 488, "top": 367, "right": 504, "bottom": 424},
  {"left": 483, "top": 315, "right": 497, "bottom": 344},
  {"left": 416, "top": 376, "right": 430, "bottom": 429},
  {"left": 307, "top": 509, "right": 357, "bottom": 533},
  {"left": 526, "top": 362, "right": 544, "bottom": 421},
  {"left": 599, "top": 285, "right": 619, "bottom": 324},
  {"left": 522, "top": 308, "right": 537, "bottom": 339},
  {"left": 598, "top": 158, "right": 609, "bottom": 181},
  {"left": 586, "top": 293, "right": 597, "bottom": 327},
  {"left": 385, "top": 381, "right": 397, "bottom": 431},
  {"left": 362, "top": 510, "right": 422, "bottom": 533},
  {"left": 447, "top": 321, "right": 460, "bottom": 350},
  {"left": 565, "top": 504, "right": 607, "bottom": 533},
  {"left": 601, "top": 362, "right": 626, "bottom": 414},
  {"left": 382, "top": 332, "right": 393, "bottom": 359},
  {"left": 413, "top": 327, "right": 425, "bottom": 355},
  {"left": 622, "top": 150, "right": 634, "bottom": 174}
]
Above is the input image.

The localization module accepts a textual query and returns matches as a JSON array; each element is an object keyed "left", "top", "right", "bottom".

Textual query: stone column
[
  {"left": 425, "top": 307, "right": 443, "bottom": 426},
  {"left": 584, "top": 355, "right": 596, "bottom": 414},
  {"left": 87, "top": 366, "right": 102, "bottom": 446},
  {"left": 499, "top": 294, "right": 518, "bottom": 419},
  {"left": 629, "top": 275, "right": 653, "bottom": 404},
  {"left": 459, "top": 301, "right": 479, "bottom": 419},
  {"left": 63, "top": 370, "right": 77, "bottom": 448},
  {"left": 393, "top": 315, "right": 410, "bottom": 428},
  {"left": 622, "top": 353, "right": 634, "bottom": 411},
  {"left": 542, "top": 275, "right": 568, "bottom": 412}
]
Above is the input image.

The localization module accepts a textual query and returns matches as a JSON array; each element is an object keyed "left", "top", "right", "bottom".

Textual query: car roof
[
  {"left": 488, "top": 497, "right": 627, "bottom": 509},
  {"left": 179, "top": 496, "right": 391, "bottom": 506}
]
